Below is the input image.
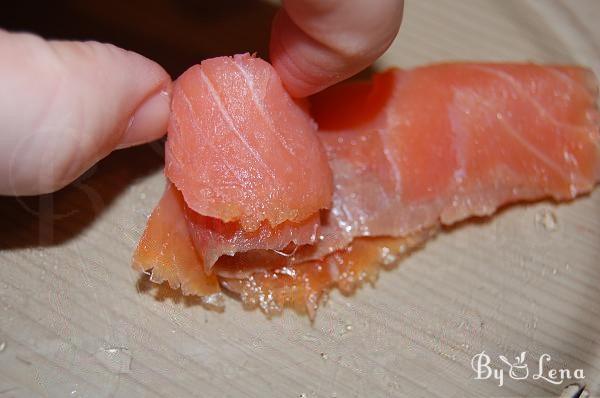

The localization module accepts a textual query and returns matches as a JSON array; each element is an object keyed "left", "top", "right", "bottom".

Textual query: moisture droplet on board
[
  {"left": 201, "top": 292, "right": 225, "bottom": 308},
  {"left": 0, "top": 342, "right": 6, "bottom": 352},
  {"left": 94, "top": 347, "right": 132, "bottom": 374},
  {"left": 535, "top": 209, "right": 557, "bottom": 231}
]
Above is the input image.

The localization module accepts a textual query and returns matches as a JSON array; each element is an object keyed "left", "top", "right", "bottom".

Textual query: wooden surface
[{"left": 1, "top": 1, "right": 600, "bottom": 397}]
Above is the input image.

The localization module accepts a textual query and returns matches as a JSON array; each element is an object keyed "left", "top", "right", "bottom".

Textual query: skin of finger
[
  {"left": 0, "top": 30, "right": 172, "bottom": 195},
  {"left": 270, "top": 0, "right": 404, "bottom": 97}
]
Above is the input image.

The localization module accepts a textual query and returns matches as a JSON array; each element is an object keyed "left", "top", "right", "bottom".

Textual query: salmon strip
[
  {"left": 134, "top": 59, "right": 600, "bottom": 317},
  {"left": 133, "top": 183, "right": 220, "bottom": 296},
  {"left": 298, "top": 64, "right": 600, "bottom": 261},
  {"left": 217, "top": 231, "right": 435, "bottom": 319},
  {"left": 183, "top": 190, "right": 320, "bottom": 271},
  {"left": 165, "top": 54, "right": 333, "bottom": 231}
]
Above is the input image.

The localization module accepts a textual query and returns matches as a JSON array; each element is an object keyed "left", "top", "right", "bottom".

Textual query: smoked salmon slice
[
  {"left": 218, "top": 232, "right": 434, "bottom": 319},
  {"left": 299, "top": 64, "right": 600, "bottom": 261},
  {"left": 185, "top": 208, "right": 320, "bottom": 272},
  {"left": 165, "top": 53, "right": 333, "bottom": 231},
  {"left": 133, "top": 183, "right": 220, "bottom": 296},
  {"left": 134, "top": 56, "right": 600, "bottom": 317}
]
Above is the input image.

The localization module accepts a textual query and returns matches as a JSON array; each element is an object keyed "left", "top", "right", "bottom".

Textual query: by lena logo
[{"left": 471, "top": 351, "right": 585, "bottom": 387}]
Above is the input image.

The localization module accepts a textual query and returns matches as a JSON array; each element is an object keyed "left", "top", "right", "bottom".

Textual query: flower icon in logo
[{"left": 499, "top": 351, "right": 529, "bottom": 380}]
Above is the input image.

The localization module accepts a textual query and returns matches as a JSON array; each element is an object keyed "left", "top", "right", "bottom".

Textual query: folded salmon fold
[
  {"left": 133, "top": 55, "right": 600, "bottom": 317},
  {"left": 133, "top": 183, "right": 220, "bottom": 296},
  {"left": 165, "top": 54, "right": 333, "bottom": 231}
]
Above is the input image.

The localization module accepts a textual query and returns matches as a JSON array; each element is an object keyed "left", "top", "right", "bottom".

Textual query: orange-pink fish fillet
[
  {"left": 165, "top": 54, "right": 333, "bottom": 231},
  {"left": 135, "top": 59, "right": 600, "bottom": 316}
]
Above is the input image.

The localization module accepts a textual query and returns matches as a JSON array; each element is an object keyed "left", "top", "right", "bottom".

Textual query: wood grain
[{"left": 1, "top": 1, "right": 599, "bottom": 397}]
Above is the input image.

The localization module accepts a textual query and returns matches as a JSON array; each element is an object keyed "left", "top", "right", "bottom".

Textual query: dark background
[{"left": 1, "top": 0, "right": 278, "bottom": 78}]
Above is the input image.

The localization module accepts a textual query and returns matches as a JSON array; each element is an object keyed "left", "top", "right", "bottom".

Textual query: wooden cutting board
[{"left": 1, "top": 1, "right": 599, "bottom": 397}]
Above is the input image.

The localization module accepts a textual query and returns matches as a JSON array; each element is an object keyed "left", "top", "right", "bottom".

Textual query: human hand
[
  {"left": 0, "top": 29, "right": 171, "bottom": 196},
  {"left": 0, "top": 0, "right": 403, "bottom": 196},
  {"left": 270, "top": 0, "right": 404, "bottom": 97}
]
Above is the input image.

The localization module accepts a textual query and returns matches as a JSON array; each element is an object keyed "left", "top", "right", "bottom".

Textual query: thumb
[
  {"left": 0, "top": 29, "right": 172, "bottom": 196},
  {"left": 270, "top": 0, "right": 404, "bottom": 97}
]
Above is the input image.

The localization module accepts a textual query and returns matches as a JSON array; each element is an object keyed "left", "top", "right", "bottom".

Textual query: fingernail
[{"left": 118, "top": 89, "right": 171, "bottom": 149}]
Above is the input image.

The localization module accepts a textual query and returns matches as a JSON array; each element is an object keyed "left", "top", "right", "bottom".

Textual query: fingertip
[
  {"left": 86, "top": 42, "right": 173, "bottom": 149},
  {"left": 117, "top": 86, "right": 172, "bottom": 150},
  {"left": 270, "top": 0, "right": 404, "bottom": 97},
  {"left": 270, "top": 9, "right": 338, "bottom": 98}
]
